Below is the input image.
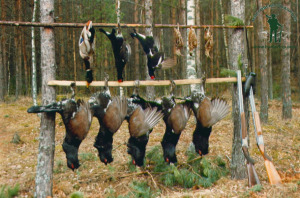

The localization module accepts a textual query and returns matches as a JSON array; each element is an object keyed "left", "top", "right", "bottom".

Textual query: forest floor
[{"left": 0, "top": 95, "right": 299, "bottom": 198}]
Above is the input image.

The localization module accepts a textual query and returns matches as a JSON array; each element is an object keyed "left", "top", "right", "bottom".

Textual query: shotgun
[
  {"left": 249, "top": 86, "right": 282, "bottom": 185},
  {"left": 237, "top": 70, "right": 260, "bottom": 187}
]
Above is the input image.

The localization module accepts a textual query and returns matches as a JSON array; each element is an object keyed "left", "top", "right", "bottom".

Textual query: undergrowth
[
  {"left": 146, "top": 146, "right": 229, "bottom": 189},
  {"left": 0, "top": 184, "right": 19, "bottom": 198}
]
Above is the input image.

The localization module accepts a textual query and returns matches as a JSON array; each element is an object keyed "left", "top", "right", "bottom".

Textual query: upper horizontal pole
[
  {"left": 48, "top": 77, "right": 246, "bottom": 87},
  {"left": 0, "top": 21, "right": 253, "bottom": 29}
]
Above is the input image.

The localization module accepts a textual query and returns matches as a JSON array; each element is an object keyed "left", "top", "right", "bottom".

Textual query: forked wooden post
[{"left": 48, "top": 77, "right": 246, "bottom": 87}]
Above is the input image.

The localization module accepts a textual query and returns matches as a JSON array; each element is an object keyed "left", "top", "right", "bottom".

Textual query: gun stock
[
  {"left": 241, "top": 113, "right": 260, "bottom": 186},
  {"left": 253, "top": 112, "right": 282, "bottom": 185}
]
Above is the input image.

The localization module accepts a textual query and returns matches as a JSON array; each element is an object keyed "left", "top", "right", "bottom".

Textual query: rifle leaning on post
[
  {"left": 237, "top": 70, "right": 260, "bottom": 187},
  {"left": 248, "top": 85, "right": 282, "bottom": 185}
]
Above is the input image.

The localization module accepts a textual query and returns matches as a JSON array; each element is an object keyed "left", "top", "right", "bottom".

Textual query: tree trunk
[
  {"left": 257, "top": 0, "right": 268, "bottom": 123},
  {"left": 268, "top": 47, "right": 273, "bottom": 100},
  {"left": 297, "top": 0, "right": 300, "bottom": 100},
  {"left": 35, "top": 0, "right": 56, "bottom": 197},
  {"left": 180, "top": 0, "right": 187, "bottom": 96},
  {"left": 0, "top": 38, "right": 3, "bottom": 101},
  {"left": 187, "top": 0, "right": 200, "bottom": 92},
  {"left": 195, "top": 0, "right": 202, "bottom": 79},
  {"left": 219, "top": 0, "right": 229, "bottom": 69},
  {"left": 1, "top": 0, "right": 7, "bottom": 98},
  {"left": 145, "top": 0, "right": 155, "bottom": 100},
  {"left": 228, "top": 0, "right": 247, "bottom": 180},
  {"left": 15, "top": 0, "right": 22, "bottom": 99},
  {"left": 22, "top": 33, "right": 29, "bottom": 96},
  {"left": 31, "top": 0, "right": 38, "bottom": 106},
  {"left": 134, "top": 0, "right": 140, "bottom": 80},
  {"left": 281, "top": 0, "right": 292, "bottom": 119}
]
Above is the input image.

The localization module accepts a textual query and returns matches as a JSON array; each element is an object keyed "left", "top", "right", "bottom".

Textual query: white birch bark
[
  {"left": 116, "top": 0, "right": 124, "bottom": 96},
  {"left": 145, "top": 0, "right": 155, "bottom": 100},
  {"left": 35, "top": 0, "right": 56, "bottom": 197},
  {"left": 31, "top": 0, "right": 37, "bottom": 106},
  {"left": 229, "top": 0, "right": 247, "bottom": 179},
  {"left": 186, "top": 0, "right": 201, "bottom": 93}
]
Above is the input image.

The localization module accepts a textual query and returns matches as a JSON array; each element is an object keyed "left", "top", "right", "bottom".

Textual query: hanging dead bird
[
  {"left": 174, "top": 24, "right": 184, "bottom": 56},
  {"left": 99, "top": 24, "right": 131, "bottom": 82},
  {"left": 188, "top": 27, "right": 197, "bottom": 56},
  {"left": 204, "top": 27, "right": 213, "bottom": 58},
  {"left": 147, "top": 50, "right": 177, "bottom": 80},
  {"left": 79, "top": 21, "right": 95, "bottom": 88},
  {"left": 130, "top": 29, "right": 159, "bottom": 55}
]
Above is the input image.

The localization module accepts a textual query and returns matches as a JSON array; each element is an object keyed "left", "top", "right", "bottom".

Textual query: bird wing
[
  {"left": 129, "top": 107, "right": 163, "bottom": 138},
  {"left": 207, "top": 98, "right": 229, "bottom": 127},
  {"left": 168, "top": 104, "right": 190, "bottom": 134},
  {"left": 161, "top": 58, "right": 177, "bottom": 69}
]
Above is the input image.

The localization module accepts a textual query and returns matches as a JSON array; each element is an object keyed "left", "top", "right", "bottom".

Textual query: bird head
[
  {"left": 192, "top": 124, "right": 211, "bottom": 156},
  {"left": 127, "top": 136, "right": 148, "bottom": 167},
  {"left": 161, "top": 142, "right": 177, "bottom": 164},
  {"left": 96, "top": 144, "right": 113, "bottom": 165},
  {"left": 62, "top": 142, "right": 81, "bottom": 171}
]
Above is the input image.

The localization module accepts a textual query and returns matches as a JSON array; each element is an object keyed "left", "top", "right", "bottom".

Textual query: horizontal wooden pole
[
  {"left": 48, "top": 77, "right": 246, "bottom": 87},
  {"left": 0, "top": 21, "right": 253, "bottom": 29}
]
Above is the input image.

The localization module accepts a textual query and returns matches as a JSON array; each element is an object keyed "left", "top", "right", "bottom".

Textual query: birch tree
[
  {"left": 228, "top": 0, "right": 247, "bottom": 179},
  {"left": 257, "top": 0, "right": 268, "bottom": 123},
  {"left": 35, "top": 0, "right": 56, "bottom": 197},
  {"left": 145, "top": 0, "right": 155, "bottom": 100},
  {"left": 281, "top": 0, "right": 292, "bottom": 119},
  {"left": 31, "top": 0, "right": 37, "bottom": 105},
  {"left": 187, "top": 0, "right": 201, "bottom": 92}
]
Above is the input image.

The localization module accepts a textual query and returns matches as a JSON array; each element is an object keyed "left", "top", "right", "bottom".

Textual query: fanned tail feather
[
  {"left": 208, "top": 98, "right": 230, "bottom": 126},
  {"left": 138, "top": 107, "right": 163, "bottom": 137},
  {"left": 161, "top": 58, "right": 176, "bottom": 69}
]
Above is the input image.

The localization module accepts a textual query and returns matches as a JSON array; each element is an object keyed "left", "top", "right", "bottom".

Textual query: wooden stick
[
  {"left": 0, "top": 21, "right": 253, "bottom": 29},
  {"left": 48, "top": 77, "right": 246, "bottom": 87}
]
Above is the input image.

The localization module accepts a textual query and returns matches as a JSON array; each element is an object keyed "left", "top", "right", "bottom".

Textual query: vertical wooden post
[{"left": 35, "top": 0, "right": 56, "bottom": 197}]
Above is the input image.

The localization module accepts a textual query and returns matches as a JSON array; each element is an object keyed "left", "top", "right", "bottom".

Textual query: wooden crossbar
[
  {"left": 0, "top": 21, "right": 253, "bottom": 29},
  {"left": 48, "top": 77, "right": 245, "bottom": 87}
]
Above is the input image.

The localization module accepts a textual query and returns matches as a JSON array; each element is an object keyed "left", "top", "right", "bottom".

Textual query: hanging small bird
[
  {"left": 204, "top": 27, "right": 213, "bottom": 58},
  {"left": 99, "top": 24, "right": 131, "bottom": 82},
  {"left": 174, "top": 24, "right": 184, "bottom": 56},
  {"left": 188, "top": 27, "right": 197, "bottom": 56},
  {"left": 130, "top": 29, "right": 159, "bottom": 55},
  {"left": 79, "top": 21, "right": 95, "bottom": 88},
  {"left": 147, "top": 50, "right": 177, "bottom": 80}
]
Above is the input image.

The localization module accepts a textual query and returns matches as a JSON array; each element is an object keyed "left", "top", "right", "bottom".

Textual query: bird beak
[
  {"left": 71, "top": 163, "right": 75, "bottom": 171},
  {"left": 118, "top": 79, "right": 123, "bottom": 83},
  {"left": 132, "top": 160, "right": 136, "bottom": 165},
  {"left": 151, "top": 76, "right": 155, "bottom": 80},
  {"left": 165, "top": 158, "right": 169, "bottom": 163},
  {"left": 86, "top": 82, "right": 90, "bottom": 88},
  {"left": 198, "top": 150, "right": 202, "bottom": 156},
  {"left": 104, "top": 158, "right": 108, "bottom": 165}
]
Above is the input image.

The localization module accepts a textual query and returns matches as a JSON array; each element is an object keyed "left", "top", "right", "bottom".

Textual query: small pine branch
[{"left": 225, "top": 15, "right": 244, "bottom": 26}]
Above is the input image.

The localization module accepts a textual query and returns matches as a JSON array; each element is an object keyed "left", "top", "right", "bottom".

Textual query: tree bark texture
[
  {"left": 35, "top": 0, "right": 56, "bottom": 197},
  {"left": 281, "top": 0, "right": 292, "bottom": 119},
  {"left": 257, "top": 0, "right": 268, "bottom": 123},
  {"left": 228, "top": 0, "right": 247, "bottom": 180},
  {"left": 145, "top": 0, "right": 155, "bottom": 100}
]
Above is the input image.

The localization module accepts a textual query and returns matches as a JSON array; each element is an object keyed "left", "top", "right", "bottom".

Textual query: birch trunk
[
  {"left": 228, "top": 0, "right": 247, "bottom": 179},
  {"left": 187, "top": 0, "right": 200, "bottom": 93},
  {"left": 31, "top": 0, "right": 37, "bottom": 105},
  {"left": 116, "top": 0, "right": 124, "bottom": 96},
  {"left": 281, "top": 0, "right": 292, "bottom": 119},
  {"left": 145, "top": 0, "right": 155, "bottom": 100},
  {"left": 35, "top": 0, "right": 56, "bottom": 197}
]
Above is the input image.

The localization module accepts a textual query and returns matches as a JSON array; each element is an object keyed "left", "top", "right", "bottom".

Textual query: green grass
[
  {"left": 0, "top": 184, "right": 19, "bottom": 198},
  {"left": 79, "top": 152, "right": 97, "bottom": 161},
  {"left": 70, "top": 191, "right": 84, "bottom": 198},
  {"left": 146, "top": 146, "right": 229, "bottom": 189}
]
